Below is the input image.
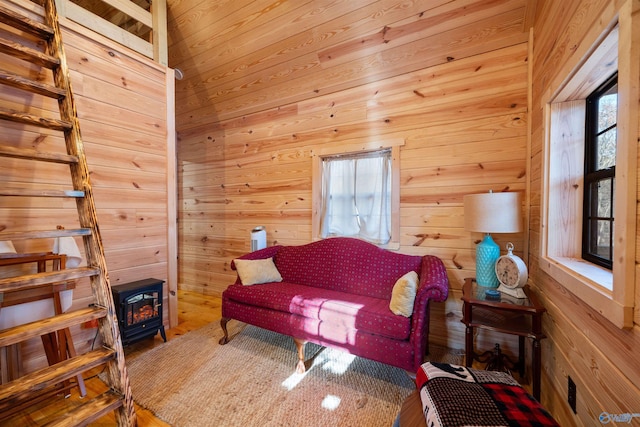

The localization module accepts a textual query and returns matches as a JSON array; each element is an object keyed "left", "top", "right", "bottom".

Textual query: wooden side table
[{"left": 461, "top": 277, "right": 547, "bottom": 400}]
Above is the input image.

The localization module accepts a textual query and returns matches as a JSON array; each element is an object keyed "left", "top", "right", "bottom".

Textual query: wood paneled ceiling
[{"left": 166, "top": 0, "right": 534, "bottom": 131}]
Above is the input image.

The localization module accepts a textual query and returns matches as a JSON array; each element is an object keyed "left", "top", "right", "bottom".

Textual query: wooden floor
[{"left": 3, "top": 289, "right": 221, "bottom": 426}]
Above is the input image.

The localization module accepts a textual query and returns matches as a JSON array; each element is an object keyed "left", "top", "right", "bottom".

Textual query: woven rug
[{"left": 125, "top": 322, "right": 463, "bottom": 426}]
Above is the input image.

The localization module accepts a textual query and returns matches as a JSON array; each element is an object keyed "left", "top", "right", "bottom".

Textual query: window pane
[
  {"left": 597, "top": 92, "right": 617, "bottom": 132},
  {"left": 596, "top": 178, "right": 613, "bottom": 217},
  {"left": 596, "top": 129, "right": 616, "bottom": 170},
  {"left": 595, "top": 220, "right": 611, "bottom": 259}
]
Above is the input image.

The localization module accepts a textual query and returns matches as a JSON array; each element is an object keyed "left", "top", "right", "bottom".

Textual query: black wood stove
[{"left": 111, "top": 278, "right": 167, "bottom": 345}]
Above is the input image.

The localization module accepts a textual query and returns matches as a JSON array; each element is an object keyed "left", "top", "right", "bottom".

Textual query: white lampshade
[
  {"left": 463, "top": 192, "right": 522, "bottom": 233},
  {"left": 0, "top": 290, "right": 73, "bottom": 329},
  {"left": 53, "top": 236, "right": 83, "bottom": 268},
  {"left": 0, "top": 240, "right": 17, "bottom": 254}
]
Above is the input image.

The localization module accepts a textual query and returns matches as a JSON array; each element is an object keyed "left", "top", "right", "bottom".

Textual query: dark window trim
[{"left": 582, "top": 72, "right": 617, "bottom": 269}]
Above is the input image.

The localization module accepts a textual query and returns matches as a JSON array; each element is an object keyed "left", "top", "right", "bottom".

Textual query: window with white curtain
[
  {"left": 319, "top": 149, "right": 392, "bottom": 245},
  {"left": 312, "top": 142, "right": 402, "bottom": 249}
]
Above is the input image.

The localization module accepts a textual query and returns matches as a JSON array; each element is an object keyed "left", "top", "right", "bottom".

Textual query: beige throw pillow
[
  {"left": 389, "top": 271, "right": 419, "bottom": 317},
  {"left": 234, "top": 257, "right": 283, "bottom": 286}
]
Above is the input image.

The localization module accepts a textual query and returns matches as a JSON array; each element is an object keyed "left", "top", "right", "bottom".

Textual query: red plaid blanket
[{"left": 416, "top": 362, "right": 559, "bottom": 427}]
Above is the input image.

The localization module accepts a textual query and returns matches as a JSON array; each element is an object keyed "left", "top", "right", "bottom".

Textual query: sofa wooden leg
[
  {"left": 293, "top": 338, "right": 306, "bottom": 373},
  {"left": 219, "top": 317, "right": 231, "bottom": 345}
]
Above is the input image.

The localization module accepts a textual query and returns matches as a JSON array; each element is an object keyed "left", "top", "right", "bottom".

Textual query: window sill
[
  {"left": 540, "top": 255, "right": 632, "bottom": 328},
  {"left": 548, "top": 256, "right": 612, "bottom": 291}
]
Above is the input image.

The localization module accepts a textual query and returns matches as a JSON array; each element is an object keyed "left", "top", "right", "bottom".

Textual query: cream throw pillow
[
  {"left": 234, "top": 257, "right": 283, "bottom": 286},
  {"left": 389, "top": 271, "right": 419, "bottom": 317}
]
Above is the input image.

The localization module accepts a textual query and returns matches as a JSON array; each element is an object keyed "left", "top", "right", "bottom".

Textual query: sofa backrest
[{"left": 273, "top": 237, "right": 422, "bottom": 300}]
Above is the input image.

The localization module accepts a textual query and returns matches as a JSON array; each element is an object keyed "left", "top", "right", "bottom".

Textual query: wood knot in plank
[
  {"left": 413, "top": 234, "right": 428, "bottom": 246},
  {"left": 452, "top": 254, "right": 463, "bottom": 269}
]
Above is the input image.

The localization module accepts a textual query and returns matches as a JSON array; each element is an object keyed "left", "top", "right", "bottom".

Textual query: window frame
[
  {"left": 312, "top": 139, "right": 403, "bottom": 250},
  {"left": 582, "top": 73, "right": 618, "bottom": 269},
  {"left": 540, "top": 19, "right": 636, "bottom": 329}
]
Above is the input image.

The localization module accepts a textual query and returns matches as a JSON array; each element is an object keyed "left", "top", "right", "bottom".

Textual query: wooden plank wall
[
  {"left": 0, "top": 1, "right": 170, "bottom": 373},
  {"left": 530, "top": 0, "right": 640, "bottom": 425},
  {"left": 168, "top": 0, "right": 531, "bottom": 355}
]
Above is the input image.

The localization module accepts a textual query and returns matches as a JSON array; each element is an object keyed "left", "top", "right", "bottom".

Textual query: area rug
[{"left": 125, "top": 322, "right": 463, "bottom": 426}]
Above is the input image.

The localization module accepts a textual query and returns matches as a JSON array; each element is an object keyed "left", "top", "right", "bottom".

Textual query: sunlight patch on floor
[
  {"left": 281, "top": 347, "right": 356, "bottom": 391},
  {"left": 321, "top": 349, "right": 356, "bottom": 375},
  {"left": 321, "top": 394, "right": 341, "bottom": 410},
  {"left": 281, "top": 370, "right": 308, "bottom": 391}
]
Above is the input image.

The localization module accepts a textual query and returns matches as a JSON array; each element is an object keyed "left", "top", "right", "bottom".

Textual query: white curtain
[{"left": 320, "top": 149, "right": 391, "bottom": 244}]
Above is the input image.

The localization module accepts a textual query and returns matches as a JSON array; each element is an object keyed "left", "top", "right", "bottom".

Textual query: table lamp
[{"left": 464, "top": 191, "right": 522, "bottom": 287}]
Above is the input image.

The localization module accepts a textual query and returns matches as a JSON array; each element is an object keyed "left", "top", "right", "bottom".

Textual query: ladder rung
[
  {"left": 0, "top": 267, "right": 100, "bottom": 295},
  {"left": 0, "top": 305, "right": 107, "bottom": 347},
  {"left": 42, "top": 390, "right": 124, "bottom": 427},
  {"left": 0, "top": 5, "right": 54, "bottom": 39},
  {"left": 0, "top": 107, "right": 72, "bottom": 131},
  {"left": 0, "top": 36, "right": 59, "bottom": 69},
  {"left": 0, "top": 228, "right": 91, "bottom": 241},
  {"left": 0, "top": 68, "right": 66, "bottom": 99},
  {"left": 0, "top": 144, "right": 78, "bottom": 164},
  {"left": 0, "top": 383, "right": 71, "bottom": 422},
  {"left": 0, "top": 347, "right": 115, "bottom": 402},
  {"left": 0, "top": 189, "right": 85, "bottom": 197}
]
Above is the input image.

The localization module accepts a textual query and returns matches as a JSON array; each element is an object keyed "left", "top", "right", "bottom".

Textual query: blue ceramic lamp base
[{"left": 476, "top": 234, "right": 500, "bottom": 287}]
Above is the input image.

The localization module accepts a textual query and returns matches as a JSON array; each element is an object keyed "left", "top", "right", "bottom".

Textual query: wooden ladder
[{"left": 0, "top": 0, "right": 136, "bottom": 425}]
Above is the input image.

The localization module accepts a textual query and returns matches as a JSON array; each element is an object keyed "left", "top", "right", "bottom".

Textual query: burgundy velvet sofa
[{"left": 219, "top": 237, "right": 449, "bottom": 373}]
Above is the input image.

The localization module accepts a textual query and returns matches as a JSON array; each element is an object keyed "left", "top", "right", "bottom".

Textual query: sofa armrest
[
  {"left": 408, "top": 255, "right": 449, "bottom": 368},
  {"left": 411, "top": 255, "right": 449, "bottom": 330},
  {"left": 416, "top": 255, "right": 449, "bottom": 303}
]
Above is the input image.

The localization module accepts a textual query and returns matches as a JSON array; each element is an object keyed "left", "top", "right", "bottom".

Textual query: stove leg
[{"left": 159, "top": 325, "right": 167, "bottom": 342}]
